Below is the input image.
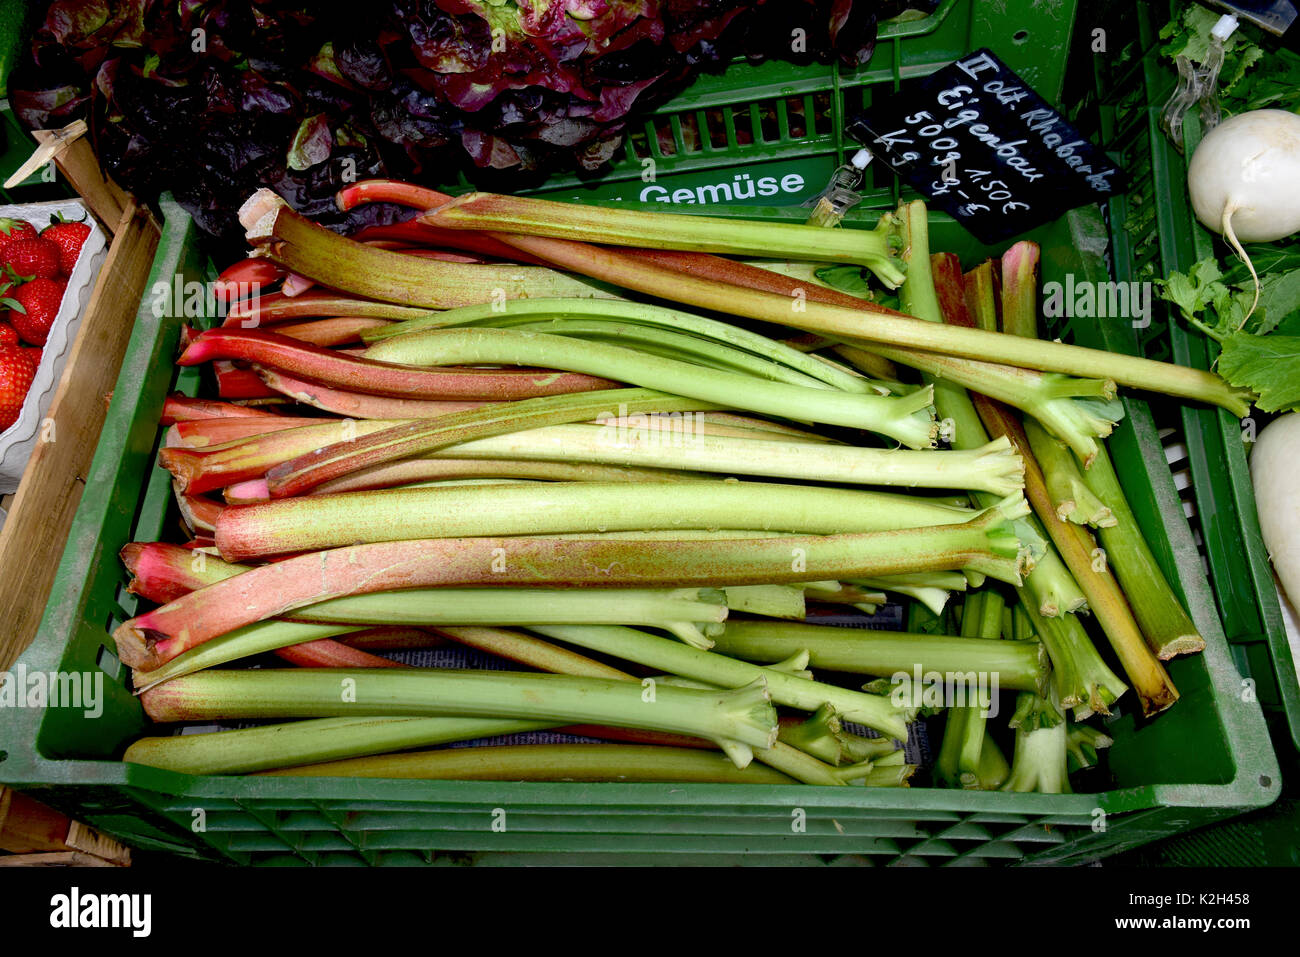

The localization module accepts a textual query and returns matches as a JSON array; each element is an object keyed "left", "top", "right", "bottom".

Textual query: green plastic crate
[
  {"left": 515, "top": 0, "right": 1080, "bottom": 209},
  {"left": 0, "top": 0, "right": 1285, "bottom": 866}
]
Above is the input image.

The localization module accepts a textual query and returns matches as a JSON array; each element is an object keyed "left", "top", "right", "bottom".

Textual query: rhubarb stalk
[
  {"left": 214, "top": 480, "right": 993, "bottom": 561},
  {"left": 113, "top": 501, "right": 1031, "bottom": 670},
  {"left": 363, "top": 327, "right": 939, "bottom": 449},
  {"left": 140, "top": 670, "right": 780, "bottom": 768},
  {"left": 421, "top": 205, "right": 1253, "bottom": 414}
]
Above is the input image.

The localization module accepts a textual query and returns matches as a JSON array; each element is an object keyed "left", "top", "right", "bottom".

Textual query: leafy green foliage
[
  {"left": 1218, "top": 335, "right": 1300, "bottom": 413},
  {"left": 1160, "top": 4, "right": 1300, "bottom": 114},
  {"left": 1157, "top": 256, "right": 1300, "bottom": 411}
]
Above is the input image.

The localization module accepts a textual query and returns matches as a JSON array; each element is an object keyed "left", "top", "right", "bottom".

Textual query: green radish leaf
[
  {"left": 1222, "top": 243, "right": 1300, "bottom": 285},
  {"left": 1251, "top": 268, "right": 1300, "bottom": 337},
  {"left": 1217, "top": 333, "right": 1300, "bottom": 412}
]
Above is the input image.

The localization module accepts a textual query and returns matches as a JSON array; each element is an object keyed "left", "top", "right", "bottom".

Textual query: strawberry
[
  {"left": 7, "top": 278, "right": 65, "bottom": 347},
  {"left": 0, "top": 218, "right": 38, "bottom": 255},
  {"left": 2, "top": 238, "right": 61, "bottom": 280},
  {"left": 42, "top": 215, "right": 92, "bottom": 275},
  {"left": 0, "top": 343, "right": 36, "bottom": 432},
  {"left": 0, "top": 323, "right": 17, "bottom": 348}
]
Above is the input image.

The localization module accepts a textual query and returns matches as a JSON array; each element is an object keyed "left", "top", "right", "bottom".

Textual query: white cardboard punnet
[{"left": 0, "top": 199, "right": 108, "bottom": 493}]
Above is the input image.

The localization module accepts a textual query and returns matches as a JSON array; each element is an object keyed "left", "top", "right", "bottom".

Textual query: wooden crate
[
  {"left": 0, "top": 182, "right": 160, "bottom": 672},
  {"left": 0, "top": 786, "right": 131, "bottom": 865}
]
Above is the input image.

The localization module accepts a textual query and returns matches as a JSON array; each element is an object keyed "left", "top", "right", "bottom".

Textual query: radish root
[{"left": 1221, "top": 202, "right": 1260, "bottom": 326}]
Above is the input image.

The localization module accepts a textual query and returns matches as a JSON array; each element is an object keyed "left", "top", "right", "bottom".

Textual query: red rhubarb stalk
[
  {"left": 272, "top": 317, "right": 394, "bottom": 347},
  {"left": 160, "top": 394, "right": 278, "bottom": 425},
  {"left": 181, "top": 328, "right": 618, "bottom": 400},
  {"left": 214, "top": 361, "right": 280, "bottom": 399},
  {"left": 112, "top": 505, "right": 1027, "bottom": 670},
  {"left": 252, "top": 366, "right": 494, "bottom": 419},
  {"left": 223, "top": 290, "right": 441, "bottom": 328},
  {"left": 160, "top": 419, "right": 404, "bottom": 495},
  {"left": 168, "top": 416, "right": 324, "bottom": 449},
  {"left": 274, "top": 640, "right": 400, "bottom": 669},
  {"left": 336, "top": 180, "right": 448, "bottom": 209},
  {"left": 214, "top": 258, "right": 284, "bottom": 308}
]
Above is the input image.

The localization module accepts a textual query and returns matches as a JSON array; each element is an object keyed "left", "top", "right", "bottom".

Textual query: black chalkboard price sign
[{"left": 846, "top": 49, "right": 1127, "bottom": 243}]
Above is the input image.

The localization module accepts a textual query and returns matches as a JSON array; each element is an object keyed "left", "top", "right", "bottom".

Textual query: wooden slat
[
  {"left": 0, "top": 850, "right": 125, "bottom": 867},
  {"left": 31, "top": 131, "right": 130, "bottom": 232},
  {"left": 65, "top": 819, "right": 132, "bottom": 866},
  {"left": 0, "top": 786, "right": 71, "bottom": 853},
  {"left": 0, "top": 201, "right": 160, "bottom": 671}
]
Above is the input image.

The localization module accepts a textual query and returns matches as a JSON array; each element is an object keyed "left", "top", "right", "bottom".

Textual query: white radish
[
  {"left": 1187, "top": 109, "right": 1300, "bottom": 318},
  {"left": 1250, "top": 413, "right": 1300, "bottom": 610}
]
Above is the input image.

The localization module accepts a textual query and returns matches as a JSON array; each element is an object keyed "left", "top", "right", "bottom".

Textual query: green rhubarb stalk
[
  {"left": 215, "top": 479, "right": 996, "bottom": 561},
  {"left": 893, "top": 207, "right": 1124, "bottom": 466},
  {"left": 425, "top": 424, "right": 1023, "bottom": 495},
  {"left": 1018, "top": 595, "right": 1126, "bottom": 717},
  {"left": 265, "top": 387, "right": 720, "bottom": 498},
  {"left": 431, "top": 625, "right": 632, "bottom": 679},
  {"left": 258, "top": 743, "right": 802, "bottom": 783},
  {"left": 973, "top": 393, "right": 1179, "bottom": 717},
  {"left": 777, "top": 706, "right": 849, "bottom": 765},
  {"left": 723, "top": 585, "right": 806, "bottom": 620},
  {"left": 970, "top": 730, "right": 1011, "bottom": 790},
  {"left": 1023, "top": 418, "right": 1116, "bottom": 528},
  {"left": 364, "top": 297, "right": 881, "bottom": 394},
  {"left": 307, "top": 457, "right": 693, "bottom": 495},
  {"left": 934, "top": 589, "right": 1007, "bottom": 789},
  {"left": 1001, "top": 691, "right": 1071, "bottom": 793},
  {"left": 425, "top": 191, "right": 908, "bottom": 287},
  {"left": 264, "top": 741, "right": 872, "bottom": 786},
  {"left": 363, "top": 327, "right": 939, "bottom": 449},
  {"left": 124, "top": 716, "right": 558, "bottom": 775},
  {"left": 837, "top": 729, "right": 902, "bottom": 763},
  {"left": 705, "top": 619, "right": 1047, "bottom": 694},
  {"left": 241, "top": 191, "right": 616, "bottom": 308},
  {"left": 1080, "top": 445, "right": 1205, "bottom": 659},
  {"left": 1000, "top": 242, "right": 1041, "bottom": 340},
  {"left": 839, "top": 343, "right": 1123, "bottom": 466},
  {"left": 850, "top": 572, "right": 966, "bottom": 615},
  {"left": 134, "top": 620, "right": 371, "bottom": 691},
  {"left": 863, "top": 764, "right": 916, "bottom": 787},
  {"left": 115, "top": 500, "right": 1032, "bottom": 670},
  {"left": 503, "top": 318, "right": 839, "bottom": 388},
  {"left": 1066, "top": 723, "right": 1114, "bottom": 771},
  {"left": 530, "top": 624, "right": 913, "bottom": 739},
  {"left": 801, "top": 583, "right": 888, "bottom": 609},
  {"left": 142, "top": 669, "right": 779, "bottom": 769},
  {"left": 963, "top": 261, "right": 1000, "bottom": 332},
  {"left": 432, "top": 204, "right": 1255, "bottom": 415},
  {"left": 424, "top": 625, "right": 869, "bottom": 784},
  {"left": 838, "top": 274, "right": 1090, "bottom": 621}
]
